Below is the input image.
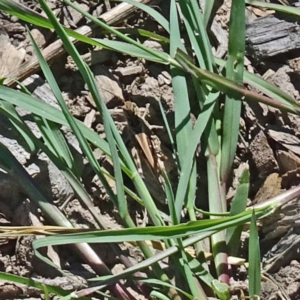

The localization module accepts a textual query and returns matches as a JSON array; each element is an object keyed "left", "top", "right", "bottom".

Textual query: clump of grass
[{"left": 0, "top": 0, "right": 300, "bottom": 299}]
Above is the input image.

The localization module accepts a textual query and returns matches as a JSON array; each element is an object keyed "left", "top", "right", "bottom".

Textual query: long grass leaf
[
  {"left": 93, "top": 39, "right": 170, "bottom": 63},
  {"left": 0, "top": 0, "right": 103, "bottom": 47},
  {"left": 175, "top": 93, "right": 217, "bottom": 220},
  {"left": 33, "top": 207, "right": 273, "bottom": 250},
  {"left": 220, "top": 0, "right": 245, "bottom": 184},
  {"left": 0, "top": 104, "right": 122, "bottom": 230},
  {"left": 112, "top": 0, "right": 170, "bottom": 32},
  {"left": 175, "top": 50, "right": 300, "bottom": 114},
  {"left": 38, "top": 3, "right": 174, "bottom": 294},
  {"left": 215, "top": 57, "right": 298, "bottom": 108},
  {"left": 34, "top": 115, "right": 80, "bottom": 177},
  {"left": 178, "top": 0, "right": 215, "bottom": 71},
  {"left": 0, "top": 101, "right": 36, "bottom": 153},
  {"left": 63, "top": 0, "right": 172, "bottom": 64},
  {"left": 245, "top": 0, "right": 300, "bottom": 17},
  {"left": 248, "top": 211, "right": 261, "bottom": 298},
  {"left": 0, "top": 141, "right": 72, "bottom": 227},
  {"left": 169, "top": 0, "right": 195, "bottom": 222},
  {"left": 27, "top": 23, "right": 119, "bottom": 207},
  {"left": 226, "top": 166, "right": 250, "bottom": 255},
  {"left": 0, "top": 272, "right": 69, "bottom": 296}
]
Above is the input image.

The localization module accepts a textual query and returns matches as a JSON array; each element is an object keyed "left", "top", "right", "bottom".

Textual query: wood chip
[
  {"left": 246, "top": 15, "right": 300, "bottom": 60},
  {"left": 0, "top": 32, "right": 26, "bottom": 78},
  {"left": 268, "top": 129, "right": 300, "bottom": 156},
  {"left": 116, "top": 65, "right": 143, "bottom": 77},
  {"left": 84, "top": 109, "right": 96, "bottom": 128},
  {"left": 277, "top": 150, "right": 300, "bottom": 174},
  {"left": 253, "top": 173, "right": 282, "bottom": 205},
  {"left": 89, "top": 64, "right": 124, "bottom": 108},
  {"left": 249, "top": 130, "right": 278, "bottom": 177}
]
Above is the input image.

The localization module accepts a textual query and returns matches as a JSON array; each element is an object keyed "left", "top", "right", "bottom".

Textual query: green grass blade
[
  {"left": 0, "top": 0, "right": 180, "bottom": 70},
  {"left": 158, "top": 99, "right": 177, "bottom": 161},
  {"left": 179, "top": 244, "right": 207, "bottom": 299},
  {"left": 0, "top": 85, "right": 116, "bottom": 161},
  {"left": 210, "top": 0, "right": 245, "bottom": 283},
  {"left": 169, "top": 0, "right": 196, "bottom": 221},
  {"left": 248, "top": 210, "right": 261, "bottom": 299},
  {"left": 93, "top": 39, "right": 170, "bottom": 63},
  {"left": 0, "top": 0, "right": 55, "bottom": 29},
  {"left": 175, "top": 50, "right": 300, "bottom": 114},
  {"left": 203, "top": 0, "right": 215, "bottom": 27},
  {"left": 112, "top": 0, "right": 170, "bottom": 32},
  {"left": 220, "top": 0, "right": 245, "bottom": 184},
  {"left": 102, "top": 101, "right": 128, "bottom": 219},
  {"left": 32, "top": 207, "right": 273, "bottom": 249},
  {"left": 63, "top": 0, "right": 171, "bottom": 64},
  {"left": 215, "top": 57, "right": 298, "bottom": 108},
  {"left": 226, "top": 166, "right": 250, "bottom": 255},
  {"left": 37, "top": 3, "right": 171, "bottom": 291},
  {"left": 175, "top": 92, "right": 217, "bottom": 220},
  {"left": 27, "top": 21, "right": 118, "bottom": 206},
  {"left": 0, "top": 78, "right": 37, "bottom": 153},
  {"left": 0, "top": 86, "right": 144, "bottom": 179},
  {"left": 0, "top": 141, "right": 72, "bottom": 227},
  {"left": 211, "top": 280, "right": 230, "bottom": 300},
  {"left": 48, "top": 0, "right": 165, "bottom": 229},
  {"left": 0, "top": 272, "right": 69, "bottom": 296},
  {"left": 118, "top": 28, "right": 170, "bottom": 43},
  {"left": 34, "top": 115, "right": 81, "bottom": 177},
  {"left": 88, "top": 234, "right": 215, "bottom": 289},
  {"left": 77, "top": 277, "right": 194, "bottom": 299},
  {"left": 178, "top": 0, "right": 215, "bottom": 71},
  {"left": 0, "top": 104, "right": 118, "bottom": 230},
  {"left": 0, "top": 100, "right": 37, "bottom": 153},
  {"left": 0, "top": 0, "right": 103, "bottom": 48},
  {"left": 245, "top": 0, "right": 300, "bottom": 17}
]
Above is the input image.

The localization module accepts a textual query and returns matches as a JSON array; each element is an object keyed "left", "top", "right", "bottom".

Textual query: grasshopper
[{"left": 123, "top": 101, "right": 171, "bottom": 204}]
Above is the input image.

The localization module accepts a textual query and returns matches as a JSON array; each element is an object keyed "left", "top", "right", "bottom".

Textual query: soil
[{"left": 1, "top": 0, "right": 300, "bottom": 299}]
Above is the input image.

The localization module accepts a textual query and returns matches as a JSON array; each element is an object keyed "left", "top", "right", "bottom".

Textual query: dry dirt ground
[{"left": 1, "top": 0, "right": 300, "bottom": 299}]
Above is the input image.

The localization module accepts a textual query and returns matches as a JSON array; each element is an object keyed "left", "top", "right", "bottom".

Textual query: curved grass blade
[
  {"left": 0, "top": 0, "right": 56, "bottom": 29},
  {"left": 245, "top": 0, "right": 300, "bottom": 17},
  {"left": 87, "top": 232, "right": 216, "bottom": 289},
  {"left": 0, "top": 272, "right": 69, "bottom": 297},
  {"left": 175, "top": 50, "right": 300, "bottom": 114},
  {"left": 0, "top": 0, "right": 103, "bottom": 48},
  {"left": 111, "top": 0, "right": 170, "bottom": 32},
  {"left": 215, "top": 57, "right": 298, "bottom": 109},
  {"left": 0, "top": 86, "right": 136, "bottom": 174},
  {"left": 34, "top": 114, "right": 81, "bottom": 178},
  {"left": 33, "top": 207, "right": 273, "bottom": 251},
  {"left": 63, "top": 0, "right": 174, "bottom": 65},
  {"left": 27, "top": 26, "right": 119, "bottom": 207},
  {"left": 0, "top": 100, "right": 37, "bottom": 153}
]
